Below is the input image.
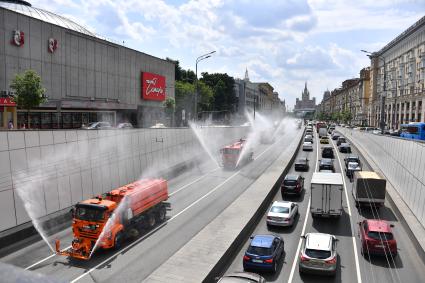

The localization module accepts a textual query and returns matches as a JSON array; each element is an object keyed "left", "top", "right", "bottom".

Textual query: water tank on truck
[{"left": 55, "top": 178, "right": 170, "bottom": 260}]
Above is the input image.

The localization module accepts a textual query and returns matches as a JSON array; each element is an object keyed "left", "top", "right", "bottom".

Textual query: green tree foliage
[
  {"left": 200, "top": 72, "right": 236, "bottom": 112},
  {"left": 166, "top": 57, "right": 196, "bottom": 83},
  {"left": 163, "top": 97, "right": 175, "bottom": 110},
  {"left": 197, "top": 81, "right": 214, "bottom": 112},
  {"left": 10, "top": 69, "right": 46, "bottom": 127}
]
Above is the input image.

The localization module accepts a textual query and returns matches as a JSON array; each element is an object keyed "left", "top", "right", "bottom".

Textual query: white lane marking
[
  {"left": 332, "top": 138, "right": 362, "bottom": 283},
  {"left": 70, "top": 140, "right": 279, "bottom": 282},
  {"left": 169, "top": 167, "right": 220, "bottom": 197},
  {"left": 25, "top": 252, "right": 57, "bottom": 270},
  {"left": 288, "top": 128, "right": 318, "bottom": 282}
]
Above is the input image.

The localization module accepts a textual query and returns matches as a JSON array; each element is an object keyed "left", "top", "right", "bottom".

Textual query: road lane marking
[
  {"left": 332, "top": 138, "right": 362, "bottom": 283},
  {"left": 70, "top": 137, "right": 282, "bottom": 282},
  {"left": 169, "top": 167, "right": 220, "bottom": 197},
  {"left": 288, "top": 128, "right": 317, "bottom": 282}
]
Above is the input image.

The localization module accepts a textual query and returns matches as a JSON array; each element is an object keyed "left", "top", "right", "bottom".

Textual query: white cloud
[{"left": 30, "top": 0, "right": 425, "bottom": 107}]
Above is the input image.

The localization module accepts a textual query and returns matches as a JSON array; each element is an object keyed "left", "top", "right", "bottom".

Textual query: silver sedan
[{"left": 266, "top": 201, "right": 299, "bottom": 227}]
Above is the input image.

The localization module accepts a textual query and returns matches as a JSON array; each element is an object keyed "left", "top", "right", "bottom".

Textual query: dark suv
[
  {"left": 319, "top": 158, "right": 335, "bottom": 172},
  {"left": 281, "top": 175, "right": 304, "bottom": 196},
  {"left": 321, "top": 146, "right": 334, "bottom": 158},
  {"left": 336, "top": 137, "right": 346, "bottom": 146}
]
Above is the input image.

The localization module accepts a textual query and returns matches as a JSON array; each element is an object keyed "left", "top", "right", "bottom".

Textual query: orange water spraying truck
[
  {"left": 55, "top": 178, "right": 169, "bottom": 260},
  {"left": 220, "top": 138, "right": 253, "bottom": 169}
]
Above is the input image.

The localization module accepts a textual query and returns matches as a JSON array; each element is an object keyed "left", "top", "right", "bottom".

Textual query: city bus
[{"left": 400, "top": 122, "right": 425, "bottom": 141}]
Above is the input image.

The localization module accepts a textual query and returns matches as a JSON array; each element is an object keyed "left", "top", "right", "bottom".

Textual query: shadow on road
[
  {"left": 311, "top": 209, "right": 353, "bottom": 238},
  {"left": 357, "top": 205, "right": 398, "bottom": 222}
]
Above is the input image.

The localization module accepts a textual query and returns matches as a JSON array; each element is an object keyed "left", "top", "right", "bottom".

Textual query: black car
[
  {"left": 390, "top": 129, "right": 401, "bottom": 136},
  {"left": 338, "top": 143, "right": 351, "bottom": 153},
  {"left": 321, "top": 146, "right": 334, "bottom": 158},
  {"left": 344, "top": 156, "right": 361, "bottom": 169},
  {"left": 332, "top": 134, "right": 340, "bottom": 140},
  {"left": 295, "top": 157, "right": 309, "bottom": 171},
  {"left": 319, "top": 158, "right": 335, "bottom": 172},
  {"left": 336, "top": 137, "right": 346, "bottom": 146},
  {"left": 281, "top": 175, "right": 304, "bottom": 196}
]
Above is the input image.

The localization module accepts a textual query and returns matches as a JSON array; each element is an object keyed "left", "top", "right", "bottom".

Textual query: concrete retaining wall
[
  {"left": 338, "top": 128, "right": 425, "bottom": 227},
  {"left": 0, "top": 127, "right": 249, "bottom": 233}
]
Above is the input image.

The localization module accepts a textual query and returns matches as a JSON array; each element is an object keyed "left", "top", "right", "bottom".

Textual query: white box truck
[
  {"left": 319, "top": 127, "right": 328, "bottom": 138},
  {"left": 352, "top": 171, "right": 386, "bottom": 207},
  {"left": 310, "top": 172, "right": 343, "bottom": 218}
]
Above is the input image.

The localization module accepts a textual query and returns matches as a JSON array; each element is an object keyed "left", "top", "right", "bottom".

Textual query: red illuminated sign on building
[
  {"left": 0, "top": 97, "right": 16, "bottom": 106},
  {"left": 141, "top": 72, "right": 166, "bottom": 101}
]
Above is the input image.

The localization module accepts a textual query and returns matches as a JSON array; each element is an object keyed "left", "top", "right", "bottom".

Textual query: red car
[{"left": 358, "top": 219, "right": 397, "bottom": 257}]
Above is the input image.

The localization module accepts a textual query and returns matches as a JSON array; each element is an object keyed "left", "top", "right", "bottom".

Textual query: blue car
[{"left": 243, "top": 234, "right": 285, "bottom": 273}]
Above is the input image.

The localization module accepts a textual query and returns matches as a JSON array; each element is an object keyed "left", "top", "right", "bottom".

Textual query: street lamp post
[
  {"left": 195, "top": 51, "right": 216, "bottom": 121},
  {"left": 361, "top": 49, "right": 386, "bottom": 133}
]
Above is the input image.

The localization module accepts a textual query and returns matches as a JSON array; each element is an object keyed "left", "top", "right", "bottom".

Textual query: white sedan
[
  {"left": 302, "top": 141, "right": 313, "bottom": 151},
  {"left": 266, "top": 201, "right": 299, "bottom": 227}
]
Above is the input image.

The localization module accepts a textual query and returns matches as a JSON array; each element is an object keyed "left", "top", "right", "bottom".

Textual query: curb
[
  {"left": 339, "top": 128, "right": 425, "bottom": 264},
  {"left": 203, "top": 129, "right": 305, "bottom": 282}
]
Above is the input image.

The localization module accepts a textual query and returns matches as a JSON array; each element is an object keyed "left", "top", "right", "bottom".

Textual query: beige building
[
  {"left": 368, "top": 16, "right": 425, "bottom": 129},
  {"left": 318, "top": 68, "right": 370, "bottom": 125}
]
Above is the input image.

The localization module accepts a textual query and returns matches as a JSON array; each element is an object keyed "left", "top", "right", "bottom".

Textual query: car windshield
[
  {"left": 284, "top": 180, "right": 297, "bottom": 185},
  {"left": 367, "top": 231, "right": 394, "bottom": 240},
  {"left": 247, "top": 246, "right": 273, "bottom": 256},
  {"left": 270, "top": 206, "right": 289, "bottom": 213},
  {"left": 87, "top": 122, "right": 97, "bottom": 127},
  {"left": 305, "top": 249, "right": 331, "bottom": 259},
  {"left": 223, "top": 148, "right": 239, "bottom": 154},
  {"left": 348, "top": 163, "right": 359, "bottom": 169},
  {"left": 75, "top": 206, "right": 105, "bottom": 221}
]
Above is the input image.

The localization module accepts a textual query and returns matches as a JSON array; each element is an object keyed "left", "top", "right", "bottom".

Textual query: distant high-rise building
[{"left": 294, "top": 82, "right": 316, "bottom": 110}]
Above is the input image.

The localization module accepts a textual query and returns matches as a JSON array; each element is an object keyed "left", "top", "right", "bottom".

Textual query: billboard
[{"left": 141, "top": 72, "right": 166, "bottom": 101}]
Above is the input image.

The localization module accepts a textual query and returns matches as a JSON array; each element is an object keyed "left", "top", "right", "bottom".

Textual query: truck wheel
[
  {"left": 114, "top": 232, "right": 124, "bottom": 250},
  {"left": 147, "top": 213, "right": 156, "bottom": 228},
  {"left": 156, "top": 205, "right": 166, "bottom": 223}
]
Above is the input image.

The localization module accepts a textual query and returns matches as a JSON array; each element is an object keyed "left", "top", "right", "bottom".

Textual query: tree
[
  {"left": 163, "top": 97, "right": 176, "bottom": 127},
  {"left": 10, "top": 69, "right": 46, "bottom": 128},
  {"left": 166, "top": 57, "right": 196, "bottom": 83},
  {"left": 200, "top": 72, "right": 236, "bottom": 112}
]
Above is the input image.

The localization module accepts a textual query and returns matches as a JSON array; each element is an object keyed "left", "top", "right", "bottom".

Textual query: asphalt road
[
  {"left": 225, "top": 129, "right": 425, "bottom": 283},
  {"left": 0, "top": 126, "right": 301, "bottom": 283}
]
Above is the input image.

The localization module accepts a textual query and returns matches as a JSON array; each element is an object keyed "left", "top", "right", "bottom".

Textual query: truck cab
[{"left": 221, "top": 139, "right": 253, "bottom": 169}]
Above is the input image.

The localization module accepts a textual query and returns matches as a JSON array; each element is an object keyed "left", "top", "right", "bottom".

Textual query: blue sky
[{"left": 34, "top": 0, "right": 425, "bottom": 109}]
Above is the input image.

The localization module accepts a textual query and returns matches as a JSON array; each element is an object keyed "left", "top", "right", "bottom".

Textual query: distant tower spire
[{"left": 244, "top": 68, "right": 249, "bottom": 81}]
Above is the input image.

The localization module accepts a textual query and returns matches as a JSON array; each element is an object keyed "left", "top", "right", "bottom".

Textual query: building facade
[
  {"left": 369, "top": 16, "right": 425, "bottom": 129},
  {"left": 0, "top": 1, "right": 175, "bottom": 129},
  {"left": 234, "top": 69, "right": 285, "bottom": 117},
  {"left": 295, "top": 82, "right": 316, "bottom": 111}
]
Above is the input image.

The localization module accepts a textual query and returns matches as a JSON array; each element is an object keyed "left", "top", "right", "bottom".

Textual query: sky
[{"left": 33, "top": 0, "right": 425, "bottom": 109}]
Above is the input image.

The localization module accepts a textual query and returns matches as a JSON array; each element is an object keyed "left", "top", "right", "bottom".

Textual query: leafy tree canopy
[{"left": 10, "top": 69, "right": 46, "bottom": 112}]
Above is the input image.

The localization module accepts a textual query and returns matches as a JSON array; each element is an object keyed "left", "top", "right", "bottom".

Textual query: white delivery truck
[
  {"left": 318, "top": 127, "right": 328, "bottom": 138},
  {"left": 310, "top": 172, "right": 344, "bottom": 218},
  {"left": 352, "top": 171, "right": 386, "bottom": 208}
]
